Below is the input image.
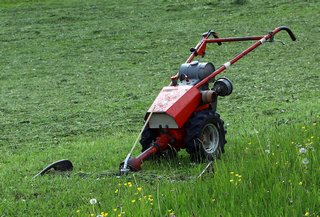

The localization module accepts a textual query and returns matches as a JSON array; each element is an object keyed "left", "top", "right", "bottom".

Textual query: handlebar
[{"left": 273, "top": 26, "right": 296, "bottom": 41}]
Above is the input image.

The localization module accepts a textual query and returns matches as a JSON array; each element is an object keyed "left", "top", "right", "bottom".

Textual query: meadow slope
[{"left": 0, "top": 0, "right": 319, "bottom": 216}]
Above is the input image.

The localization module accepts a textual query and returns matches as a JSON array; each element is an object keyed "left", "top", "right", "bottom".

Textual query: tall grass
[{"left": 0, "top": 0, "right": 319, "bottom": 216}]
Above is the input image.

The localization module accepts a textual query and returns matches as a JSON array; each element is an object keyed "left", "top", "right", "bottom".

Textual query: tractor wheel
[
  {"left": 140, "top": 126, "right": 158, "bottom": 152},
  {"left": 185, "top": 110, "right": 226, "bottom": 162}
]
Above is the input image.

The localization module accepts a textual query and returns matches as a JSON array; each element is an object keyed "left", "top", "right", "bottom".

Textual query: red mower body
[
  {"left": 120, "top": 26, "right": 296, "bottom": 173},
  {"left": 147, "top": 85, "right": 201, "bottom": 129}
]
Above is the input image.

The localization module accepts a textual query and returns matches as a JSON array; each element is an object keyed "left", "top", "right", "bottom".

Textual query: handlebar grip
[{"left": 278, "top": 26, "right": 296, "bottom": 41}]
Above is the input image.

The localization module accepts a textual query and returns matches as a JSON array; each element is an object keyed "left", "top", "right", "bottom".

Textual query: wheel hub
[{"left": 201, "top": 123, "right": 219, "bottom": 154}]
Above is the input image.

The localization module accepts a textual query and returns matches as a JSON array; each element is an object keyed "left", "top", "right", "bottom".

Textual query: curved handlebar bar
[{"left": 274, "top": 26, "right": 296, "bottom": 41}]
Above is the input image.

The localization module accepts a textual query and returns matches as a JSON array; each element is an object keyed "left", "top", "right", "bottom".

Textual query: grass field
[{"left": 0, "top": 0, "right": 319, "bottom": 216}]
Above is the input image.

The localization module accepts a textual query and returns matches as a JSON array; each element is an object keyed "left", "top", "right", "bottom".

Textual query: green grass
[{"left": 0, "top": 0, "right": 319, "bottom": 216}]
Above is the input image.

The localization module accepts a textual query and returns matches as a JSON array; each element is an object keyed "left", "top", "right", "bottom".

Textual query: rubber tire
[
  {"left": 140, "top": 126, "right": 158, "bottom": 152},
  {"left": 185, "top": 110, "right": 226, "bottom": 162}
]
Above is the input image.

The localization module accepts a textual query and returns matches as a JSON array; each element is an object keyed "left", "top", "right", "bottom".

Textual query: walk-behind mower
[{"left": 119, "top": 26, "right": 296, "bottom": 174}]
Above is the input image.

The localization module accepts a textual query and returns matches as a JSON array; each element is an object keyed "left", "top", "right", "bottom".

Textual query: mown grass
[{"left": 0, "top": 0, "right": 319, "bottom": 216}]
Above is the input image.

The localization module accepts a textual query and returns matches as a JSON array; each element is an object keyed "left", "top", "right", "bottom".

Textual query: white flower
[
  {"left": 265, "top": 149, "right": 270, "bottom": 154},
  {"left": 299, "top": 148, "right": 307, "bottom": 154},
  {"left": 302, "top": 158, "right": 309, "bottom": 165},
  {"left": 90, "top": 198, "right": 97, "bottom": 205}
]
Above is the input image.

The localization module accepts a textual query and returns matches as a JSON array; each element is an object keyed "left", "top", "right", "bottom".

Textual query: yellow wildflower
[
  {"left": 299, "top": 182, "right": 303, "bottom": 186},
  {"left": 101, "top": 212, "right": 108, "bottom": 217},
  {"left": 230, "top": 171, "right": 234, "bottom": 175},
  {"left": 131, "top": 199, "right": 136, "bottom": 203},
  {"left": 115, "top": 189, "right": 119, "bottom": 194},
  {"left": 137, "top": 187, "right": 142, "bottom": 192},
  {"left": 305, "top": 211, "right": 309, "bottom": 216}
]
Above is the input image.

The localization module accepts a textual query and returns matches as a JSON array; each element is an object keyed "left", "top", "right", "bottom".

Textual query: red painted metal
[
  {"left": 147, "top": 85, "right": 201, "bottom": 128},
  {"left": 167, "top": 129, "right": 185, "bottom": 149},
  {"left": 126, "top": 133, "right": 173, "bottom": 171},
  {"left": 194, "top": 26, "right": 296, "bottom": 89},
  {"left": 123, "top": 26, "right": 296, "bottom": 172},
  {"left": 205, "top": 36, "right": 263, "bottom": 43}
]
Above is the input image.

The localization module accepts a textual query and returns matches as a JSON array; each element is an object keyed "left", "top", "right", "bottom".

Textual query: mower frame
[{"left": 120, "top": 26, "right": 296, "bottom": 173}]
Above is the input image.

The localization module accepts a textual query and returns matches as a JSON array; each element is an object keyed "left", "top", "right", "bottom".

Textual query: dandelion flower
[
  {"left": 131, "top": 199, "right": 136, "bottom": 203},
  {"left": 101, "top": 212, "right": 108, "bottom": 217},
  {"left": 305, "top": 211, "right": 309, "bottom": 216},
  {"left": 113, "top": 208, "right": 117, "bottom": 212},
  {"left": 90, "top": 198, "right": 97, "bottom": 205},
  {"left": 299, "top": 181, "right": 303, "bottom": 186},
  {"left": 302, "top": 158, "right": 309, "bottom": 165},
  {"left": 137, "top": 187, "right": 142, "bottom": 192},
  {"left": 299, "top": 148, "right": 307, "bottom": 154},
  {"left": 230, "top": 171, "right": 234, "bottom": 175}
]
